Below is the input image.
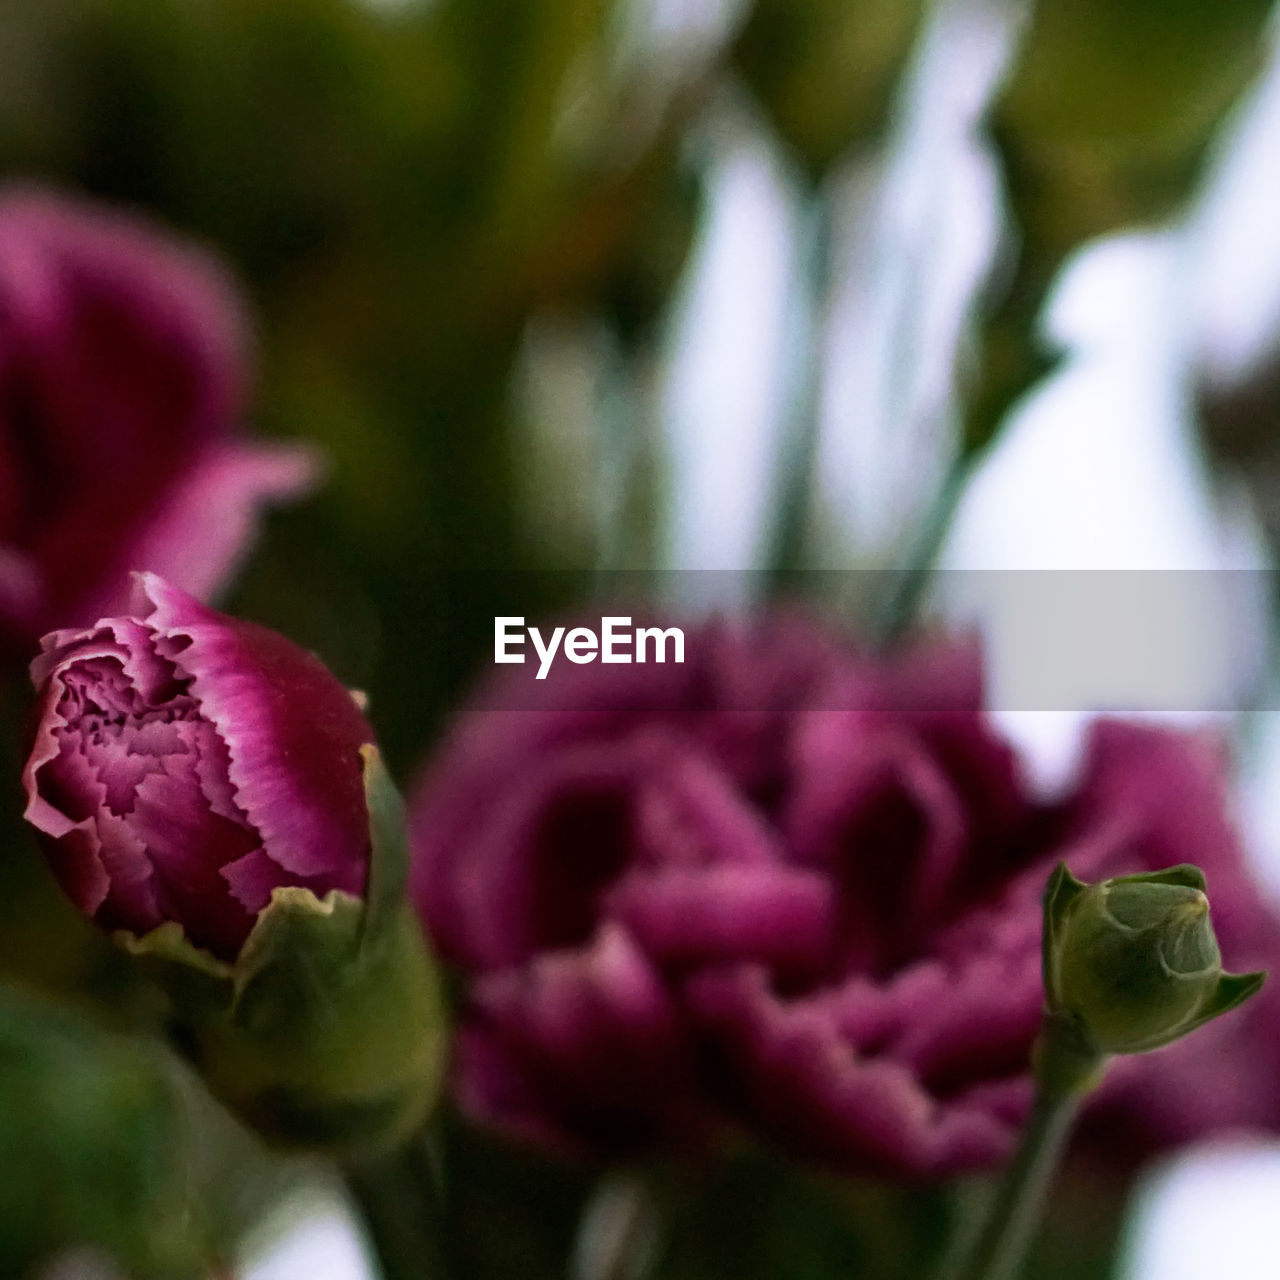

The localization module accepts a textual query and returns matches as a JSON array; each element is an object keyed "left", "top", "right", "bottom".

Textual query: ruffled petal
[
  {"left": 74, "top": 440, "right": 319, "bottom": 625},
  {"left": 136, "top": 574, "right": 372, "bottom": 894},
  {"left": 458, "top": 924, "right": 705, "bottom": 1154},
  {"left": 0, "top": 186, "right": 264, "bottom": 644},
  {"left": 609, "top": 865, "right": 835, "bottom": 971},
  {"left": 687, "top": 965, "right": 1016, "bottom": 1175},
  {"left": 418, "top": 737, "right": 646, "bottom": 969}
]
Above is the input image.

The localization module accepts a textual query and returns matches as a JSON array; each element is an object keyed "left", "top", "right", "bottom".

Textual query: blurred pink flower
[
  {"left": 409, "top": 617, "right": 1280, "bottom": 1176},
  {"left": 0, "top": 186, "right": 316, "bottom": 657}
]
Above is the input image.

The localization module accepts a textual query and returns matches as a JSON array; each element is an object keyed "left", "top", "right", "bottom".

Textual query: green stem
[
  {"left": 871, "top": 451, "right": 972, "bottom": 649},
  {"left": 763, "top": 193, "right": 834, "bottom": 596},
  {"left": 871, "top": 218, "right": 1067, "bottom": 647},
  {"left": 948, "top": 1088, "right": 1079, "bottom": 1280},
  {"left": 945, "top": 1016, "right": 1104, "bottom": 1280},
  {"left": 345, "top": 1134, "right": 450, "bottom": 1280}
]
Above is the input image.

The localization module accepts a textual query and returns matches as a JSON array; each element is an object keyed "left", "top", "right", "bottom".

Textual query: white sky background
[
  {"left": 278, "top": 0, "right": 1280, "bottom": 1276},
  {"left": 239, "top": 1181, "right": 375, "bottom": 1280}
]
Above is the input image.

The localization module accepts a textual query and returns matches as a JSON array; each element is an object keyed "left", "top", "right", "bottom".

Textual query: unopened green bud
[
  {"left": 1042, "top": 863, "right": 1264, "bottom": 1060},
  {"left": 733, "top": 0, "right": 928, "bottom": 180},
  {"left": 994, "top": 0, "right": 1272, "bottom": 258}
]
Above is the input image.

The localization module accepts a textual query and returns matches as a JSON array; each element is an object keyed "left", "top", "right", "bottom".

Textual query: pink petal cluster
[
  {"left": 24, "top": 575, "right": 374, "bottom": 961},
  {"left": 0, "top": 186, "right": 315, "bottom": 657},
  {"left": 409, "top": 618, "right": 1280, "bottom": 1175}
]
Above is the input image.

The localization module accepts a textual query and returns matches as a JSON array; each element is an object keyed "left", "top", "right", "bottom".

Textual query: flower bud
[
  {"left": 1042, "top": 863, "right": 1264, "bottom": 1061},
  {"left": 22, "top": 574, "right": 446, "bottom": 1155},
  {"left": 993, "top": 0, "right": 1272, "bottom": 263},
  {"left": 733, "top": 0, "right": 927, "bottom": 180}
]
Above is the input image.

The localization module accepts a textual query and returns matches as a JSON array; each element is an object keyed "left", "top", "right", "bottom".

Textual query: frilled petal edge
[{"left": 132, "top": 574, "right": 372, "bottom": 891}]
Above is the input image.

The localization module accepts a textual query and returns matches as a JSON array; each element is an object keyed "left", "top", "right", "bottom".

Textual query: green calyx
[
  {"left": 119, "top": 746, "right": 447, "bottom": 1158},
  {"left": 1039, "top": 862, "right": 1264, "bottom": 1077}
]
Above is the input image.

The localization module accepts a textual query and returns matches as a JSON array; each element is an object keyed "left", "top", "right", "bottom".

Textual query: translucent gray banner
[{"left": 431, "top": 570, "right": 1273, "bottom": 714}]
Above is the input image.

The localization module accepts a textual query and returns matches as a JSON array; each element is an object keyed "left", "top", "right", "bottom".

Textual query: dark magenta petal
[
  {"left": 1063, "top": 720, "right": 1243, "bottom": 881},
  {"left": 785, "top": 713, "right": 968, "bottom": 970},
  {"left": 687, "top": 965, "right": 1016, "bottom": 1175},
  {"left": 71, "top": 441, "right": 318, "bottom": 628},
  {"left": 221, "top": 848, "right": 302, "bottom": 916},
  {"left": 138, "top": 575, "right": 372, "bottom": 893},
  {"left": 609, "top": 865, "right": 835, "bottom": 969},
  {"left": 832, "top": 955, "right": 1043, "bottom": 1096},
  {"left": 417, "top": 737, "right": 648, "bottom": 970},
  {"left": 630, "top": 748, "right": 783, "bottom": 869},
  {"left": 0, "top": 186, "right": 313, "bottom": 653},
  {"left": 457, "top": 925, "right": 704, "bottom": 1153}
]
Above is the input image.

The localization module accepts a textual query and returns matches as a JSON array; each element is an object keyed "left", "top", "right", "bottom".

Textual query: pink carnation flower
[
  {"left": 24, "top": 575, "right": 374, "bottom": 961},
  {"left": 409, "top": 618, "right": 1280, "bottom": 1175}
]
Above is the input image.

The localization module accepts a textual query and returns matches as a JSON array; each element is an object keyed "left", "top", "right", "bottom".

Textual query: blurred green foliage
[
  {"left": 0, "top": 0, "right": 707, "bottom": 771},
  {"left": 996, "top": 0, "right": 1272, "bottom": 262},
  {"left": 965, "top": 0, "right": 1274, "bottom": 454},
  {"left": 0, "top": 985, "right": 207, "bottom": 1278}
]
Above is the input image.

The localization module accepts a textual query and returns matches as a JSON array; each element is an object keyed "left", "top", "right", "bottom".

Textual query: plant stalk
[
  {"left": 345, "top": 1134, "right": 450, "bottom": 1280},
  {"left": 947, "top": 1088, "right": 1079, "bottom": 1280}
]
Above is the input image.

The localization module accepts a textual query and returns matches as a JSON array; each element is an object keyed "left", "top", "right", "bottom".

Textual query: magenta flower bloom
[
  {"left": 0, "top": 186, "right": 315, "bottom": 657},
  {"left": 23, "top": 574, "right": 374, "bottom": 961},
  {"left": 409, "top": 619, "right": 1280, "bottom": 1175}
]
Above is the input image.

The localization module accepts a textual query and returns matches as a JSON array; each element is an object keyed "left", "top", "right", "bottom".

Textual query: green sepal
[
  {"left": 1171, "top": 970, "right": 1267, "bottom": 1041},
  {"left": 119, "top": 922, "right": 235, "bottom": 1024},
  {"left": 1042, "top": 862, "right": 1086, "bottom": 1008},
  {"left": 359, "top": 743, "right": 410, "bottom": 946},
  {"left": 198, "top": 886, "right": 446, "bottom": 1155},
  {"left": 1105, "top": 864, "right": 1207, "bottom": 893},
  {"left": 112, "top": 752, "right": 447, "bottom": 1157}
]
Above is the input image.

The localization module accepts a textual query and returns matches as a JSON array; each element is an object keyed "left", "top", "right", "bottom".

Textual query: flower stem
[
  {"left": 871, "top": 451, "right": 972, "bottom": 649},
  {"left": 762, "top": 193, "right": 834, "bottom": 597},
  {"left": 345, "top": 1134, "right": 450, "bottom": 1280},
  {"left": 945, "top": 1017, "right": 1103, "bottom": 1280},
  {"left": 948, "top": 1088, "right": 1080, "bottom": 1280}
]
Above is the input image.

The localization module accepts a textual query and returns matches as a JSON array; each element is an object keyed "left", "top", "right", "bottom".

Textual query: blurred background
[{"left": 9, "top": 0, "right": 1280, "bottom": 1275}]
